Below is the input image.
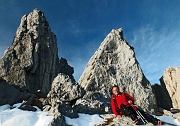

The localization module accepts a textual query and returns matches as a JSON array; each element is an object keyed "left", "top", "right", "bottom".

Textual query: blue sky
[{"left": 0, "top": 0, "right": 180, "bottom": 84}]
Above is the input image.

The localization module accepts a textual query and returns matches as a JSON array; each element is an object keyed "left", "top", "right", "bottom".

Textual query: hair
[{"left": 112, "top": 85, "right": 119, "bottom": 90}]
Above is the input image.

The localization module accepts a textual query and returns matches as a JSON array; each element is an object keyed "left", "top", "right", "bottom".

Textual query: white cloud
[{"left": 129, "top": 25, "right": 180, "bottom": 84}]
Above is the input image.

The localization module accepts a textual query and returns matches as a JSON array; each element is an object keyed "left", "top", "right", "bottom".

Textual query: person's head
[{"left": 112, "top": 85, "right": 119, "bottom": 95}]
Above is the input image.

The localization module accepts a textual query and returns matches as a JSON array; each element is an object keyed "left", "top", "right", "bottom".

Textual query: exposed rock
[
  {"left": 47, "top": 73, "right": 84, "bottom": 120},
  {"left": 48, "top": 103, "right": 67, "bottom": 126},
  {"left": 152, "top": 84, "right": 172, "bottom": 110},
  {"left": 0, "top": 9, "right": 76, "bottom": 125},
  {"left": 47, "top": 73, "right": 85, "bottom": 103},
  {"left": 48, "top": 116, "right": 67, "bottom": 126},
  {"left": 74, "top": 98, "right": 108, "bottom": 114},
  {"left": 173, "top": 113, "right": 180, "bottom": 122},
  {"left": 19, "top": 101, "right": 37, "bottom": 112},
  {"left": 78, "top": 28, "right": 157, "bottom": 113},
  {"left": 59, "top": 58, "right": 74, "bottom": 80},
  {"left": 43, "top": 105, "right": 51, "bottom": 112},
  {"left": 59, "top": 103, "right": 78, "bottom": 118},
  {"left": 101, "top": 115, "right": 135, "bottom": 126},
  {"left": 26, "top": 95, "right": 43, "bottom": 110},
  {"left": 160, "top": 67, "right": 180, "bottom": 109},
  {"left": 0, "top": 9, "right": 74, "bottom": 95},
  {"left": 0, "top": 78, "right": 30, "bottom": 106},
  {"left": 48, "top": 100, "right": 78, "bottom": 119},
  {"left": 163, "top": 109, "right": 173, "bottom": 116},
  {"left": 99, "top": 114, "right": 115, "bottom": 125},
  {"left": 0, "top": 8, "right": 57, "bottom": 94},
  {"left": 99, "top": 114, "right": 154, "bottom": 126},
  {"left": 170, "top": 108, "right": 180, "bottom": 114},
  {"left": 18, "top": 95, "right": 45, "bottom": 111}
]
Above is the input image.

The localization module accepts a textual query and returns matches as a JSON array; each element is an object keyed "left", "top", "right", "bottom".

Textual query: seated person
[{"left": 111, "top": 85, "right": 162, "bottom": 125}]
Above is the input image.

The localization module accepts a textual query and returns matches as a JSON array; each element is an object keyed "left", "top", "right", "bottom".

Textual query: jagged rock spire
[
  {"left": 0, "top": 9, "right": 73, "bottom": 95},
  {"left": 78, "top": 28, "right": 157, "bottom": 112}
]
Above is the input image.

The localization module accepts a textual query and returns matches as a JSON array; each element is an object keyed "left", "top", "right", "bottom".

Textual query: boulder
[
  {"left": 160, "top": 67, "right": 180, "bottom": 109},
  {"left": 47, "top": 73, "right": 84, "bottom": 120},
  {"left": 58, "top": 103, "right": 78, "bottom": 118},
  {"left": 49, "top": 101, "right": 78, "bottom": 119},
  {"left": 48, "top": 102, "right": 67, "bottom": 126},
  {"left": 78, "top": 28, "right": 157, "bottom": 113},
  {"left": 0, "top": 78, "right": 30, "bottom": 106},
  {"left": 47, "top": 73, "right": 85, "bottom": 103}
]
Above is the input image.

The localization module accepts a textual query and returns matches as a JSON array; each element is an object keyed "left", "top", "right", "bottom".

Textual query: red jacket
[{"left": 111, "top": 92, "right": 134, "bottom": 116}]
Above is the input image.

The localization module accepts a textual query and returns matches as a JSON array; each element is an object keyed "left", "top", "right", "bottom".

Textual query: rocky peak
[
  {"left": 14, "top": 8, "right": 48, "bottom": 42},
  {"left": 78, "top": 28, "right": 157, "bottom": 112},
  {"left": 0, "top": 9, "right": 73, "bottom": 95}
]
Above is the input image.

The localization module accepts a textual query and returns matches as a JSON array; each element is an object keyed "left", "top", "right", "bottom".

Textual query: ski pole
[
  {"left": 136, "top": 109, "right": 149, "bottom": 124},
  {"left": 131, "top": 104, "right": 149, "bottom": 124}
]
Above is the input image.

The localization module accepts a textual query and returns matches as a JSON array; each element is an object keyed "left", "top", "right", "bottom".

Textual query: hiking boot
[
  {"left": 134, "top": 118, "right": 140, "bottom": 125},
  {"left": 157, "top": 120, "right": 163, "bottom": 125}
]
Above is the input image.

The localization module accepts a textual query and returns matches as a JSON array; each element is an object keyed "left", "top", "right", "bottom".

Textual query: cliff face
[
  {"left": 78, "top": 28, "right": 157, "bottom": 112},
  {"left": 152, "top": 84, "right": 173, "bottom": 110},
  {"left": 160, "top": 67, "right": 180, "bottom": 109},
  {"left": 0, "top": 9, "right": 74, "bottom": 95},
  {"left": 0, "top": 79, "right": 30, "bottom": 106}
]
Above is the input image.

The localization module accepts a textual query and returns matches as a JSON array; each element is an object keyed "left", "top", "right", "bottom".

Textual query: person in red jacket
[
  {"left": 111, "top": 85, "right": 139, "bottom": 124},
  {"left": 111, "top": 85, "right": 163, "bottom": 125}
]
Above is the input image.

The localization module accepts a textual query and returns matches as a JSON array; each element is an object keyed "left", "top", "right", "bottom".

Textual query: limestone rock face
[
  {"left": 0, "top": 9, "right": 73, "bottom": 95},
  {"left": 78, "top": 28, "right": 156, "bottom": 112},
  {"left": 152, "top": 84, "right": 172, "bottom": 110},
  {"left": 47, "top": 73, "right": 85, "bottom": 103},
  {"left": 160, "top": 67, "right": 180, "bottom": 109}
]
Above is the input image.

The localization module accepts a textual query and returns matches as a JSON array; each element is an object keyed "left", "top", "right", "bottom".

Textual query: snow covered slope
[
  {"left": 0, "top": 103, "right": 180, "bottom": 126},
  {"left": 0, "top": 103, "right": 53, "bottom": 126}
]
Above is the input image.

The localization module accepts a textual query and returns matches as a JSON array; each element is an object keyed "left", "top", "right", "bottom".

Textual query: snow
[
  {"left": 65, "top": 113, "right": 105, "bottom": 126},
  {"left": 156, "top": 115, "right": 180, "bottom": 125},
  {"left": 0, "top": 103, "right": 180, "bottom": 126},
  {"left": 0, "top": 103, "right": 54, "bottom": 126},
  {"left": 65, "top": 114, "right": 180, "bottom": 126}
]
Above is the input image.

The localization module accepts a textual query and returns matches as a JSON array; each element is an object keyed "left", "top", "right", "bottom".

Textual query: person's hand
[
  {"left": 128, "top": 100, "right": 132, "bottom": 105},
  {"left": 117, "top": 115, "right": 122, "bottom": 119}
]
